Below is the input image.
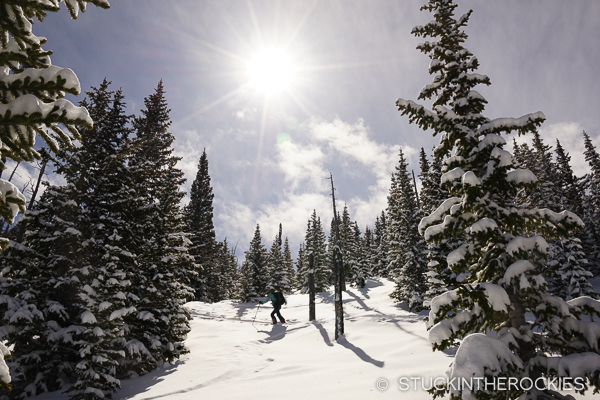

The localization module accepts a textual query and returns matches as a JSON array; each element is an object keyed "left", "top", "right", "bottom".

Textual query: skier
[{"left": 260, "top": 288, "right": 286, "bottom": 325}]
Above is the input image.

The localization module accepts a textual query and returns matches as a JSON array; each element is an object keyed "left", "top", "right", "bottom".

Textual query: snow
[
  {"left": 461, "top": 171, "right": 481, "bottom": 187},
  {"left": 65, "top": 227, "right": 81, "bottom": 236},
  {"left": 81, "top": 311, "right": 97, "bottom": 324},
  {"left": 507, "top": 235, "right": 549, "bottom": 256},
  {"left": 479, "top": 283, "right": 510, "bottom": 313},
  {"left": 446, "top": 333, "right": 524, "bottom": 397},
  {"left": 28, "top": 278, "right": 453, "bottom": 400},
  {"left": 24, "top": 277, "right": 598, "bottom": 400},
  {"left": 419, "top": 196, "right": 462, "bottom": 234},
  {"left": 477, "top": 111, "right": 546, "bottom": 134},
  {"left": 447, "top": 243, "right": 468, "bottom": 267},
  {"left": 478, "top": 134, "right": 506, "bottom": 150},
  {"left": 4, "top": 66, "right": 81, "bottom": 94},
  {"left": 0, "top": 342, "right": 10, "bottom": 387},
  {"left": 568, "top": 296, "right": 600, "bottom": 315},
  {"left": 109, "top": 306, "right": 136, "bottom": 321},
  {"left": 503, "top": 260, "right": 537, "bottom": 290},
  {"left": 441, "top": 167, "right": 465, "bottom": 185},
  {"left": 542, "top": 353, "right": 600, "bottom": 378},
  {"left": 506, "top": 169, "right": 538, "bottom": 185},
  {"left": 490, "top": 147, "right": 513, "bottom": 168},
  {"left": 468, "top": 218, "right": 497, "bottom": 234},
  {"left": 0, "top": 95, "right": 92, "bottom": 126},
  {"left": 0, "top": 179, "right": 26, "bottom": 223},
  {"left": 563, "top": 317, "right": 600, "bottom": 351}
]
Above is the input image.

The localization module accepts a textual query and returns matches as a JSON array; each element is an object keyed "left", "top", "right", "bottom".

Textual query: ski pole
[{"left": 252, "top": 302, "right": 261, "bottom": 326}]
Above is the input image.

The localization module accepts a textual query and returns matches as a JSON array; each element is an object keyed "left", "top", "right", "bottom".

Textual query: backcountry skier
[{"left": 260, "top": 288, "right": 286, "bottom": 325}]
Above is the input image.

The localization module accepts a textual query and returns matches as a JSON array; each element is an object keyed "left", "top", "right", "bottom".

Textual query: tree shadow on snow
[
  {"left": 114, "top": 361, "right": 185, "bottom": 400},
  {"left": 312, "top": 321, "right": 334, "bottom": 346},
  {"left": 345, "top": 290, "right": 373, "bottom": 312},
  {"left": 354, "top": 278, "right": 385, "bottom": 299},
  {"left": 235, "top": 301, "right": 258, "bottom": 320},
  {"left": 336, "top": 337, "right": 384, "bottom": 368}
]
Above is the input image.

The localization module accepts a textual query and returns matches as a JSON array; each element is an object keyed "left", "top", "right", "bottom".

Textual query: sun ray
[
  {"left": 281, "top": 0, "right": 319, "bottom": 51},
  {"left": 285, "top": 90, "right": 317, "bottom": 120},
  {"left": 171, "top": 83, "right": 252, "bottom": 129}
]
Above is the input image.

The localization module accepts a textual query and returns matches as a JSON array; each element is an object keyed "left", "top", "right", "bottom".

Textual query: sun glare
[{"left": 249, "top": 49, "right": 294, "bottom": 94}]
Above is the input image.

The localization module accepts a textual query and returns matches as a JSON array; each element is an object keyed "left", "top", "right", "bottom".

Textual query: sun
[{"left": 249, "top": 49, "right": 294, "bottom": 95}]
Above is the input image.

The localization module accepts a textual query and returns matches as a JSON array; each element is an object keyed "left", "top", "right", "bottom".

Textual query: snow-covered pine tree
[
  {"left": 338, "top": 205, "right": 356, "bottom": 285},
  {"left": 349, "top": 222, "right": 367, "bottom": 288},
  {"left": 127, "top": 81, "right": 193, "bottom": 368},
  {"left": 371, "top": 211, "right": 389, "bottom": 277},
  {"left": 57, "top": 82, "right": 145, "bottom": 399},
  {"left": 386, "top": 148, "right": 428, "bottom": 311},
  {"left": 362, "top": 226, "right": 376, "bottom": 280},
  {"left": 298, "top": 211, "right": 330, "bottom": 293},
  {"left": 266, "top": 232, "right": 285, "bottom": 292},
  {"left": 582, "top": 131, "right": 600, "bottom": 275},
  {"left": 0, "top": 185, "right": 83, "bottom": 397},
  {"left": 418, "top": 147, "right": 447, "bottom": 215},
  {"left": 294, "top": 243, "right": 306, "bottom": 291},
  {"left": 67, "top": 230, "right": 137, "bottom": 400},
  {"left": 418, "top": 147, "right": 458, "bottom": 306},
  {"left": 514, "top": 133, "right": 595, "bottom": 298},
  {"left": 281, "top": 237, "right": 295, "bottom": 293},
  {"left": 183, "top": 149, "right": 217, "bottom": 302},
  {"left": 1, "top": 82, "right": 141, "bottom": 399},
  {"left": 397, "top": 1, "right": 600, "bottom": 398},
  {"left": 550, "top": 139, "right": 596, "bottom": 299},
  {"left": 554, "top": 139, "right": 584, "bottom": 217},
  {"left": 0, "top": 0, "right": 110, "bottom": 235},
  {"left": 215, "top": 239, "right": 238, "bottom": 300},
  {"left": 529, "top": 131, "right": 561, "bottom": 211},
  {"left": 238, "top": 224, "right": 269, "bottom": 301}
]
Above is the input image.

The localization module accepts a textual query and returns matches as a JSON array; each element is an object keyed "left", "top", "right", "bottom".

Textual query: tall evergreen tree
[
  {"left": 281, "top": 237, "right": 295, "bottom": 293},
  {"left": 0, "top": 185, "right": 83, "bottom": 397},
  {"left": 582, "top": 131, "right": 600, "bottom": 274},
  {"left": 418, "top": 147, "right": 458, "bottom": 305},
  {"left": 215, "top": 239, "right": 238, "bottom": 300},
  {"left": 127, "top": 81, "right": 193, "bottom": 370},
  {"left": 266, "top": 231, "right": 285, "bottom": 291},
  {"left": 297, "top": 211, "right": 330, "bottom": 293},
  {"left": 362, "top": 226, "right": 376, "bottom": 279},
  {"left": 0, "top": 82, "right": 142, "bottom": 399},
  {"left": 397, "top": 1, "right": 600, "bottom": 398},
  {"left": 238, "top": 224, "right": 269, "bottom": 301},
  {"left": 554, "top": 139, "right": 584, "bottom": 216},
  {"left": 386, "top": 148, "right": 428, "bottom": 311},
  {"left": 371, "top": 211, "right": 389, "bottom": 277},
  {"left": 183, "top": 149, "right": 217, "bottom": 302},
  {"left": 294, "top": 243, "right": 306, "bottom": 291}
]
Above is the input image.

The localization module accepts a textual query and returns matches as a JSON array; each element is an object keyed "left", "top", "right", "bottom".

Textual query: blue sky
[{"left": 16, "top": 0, "right": 600, "bottom": 260}]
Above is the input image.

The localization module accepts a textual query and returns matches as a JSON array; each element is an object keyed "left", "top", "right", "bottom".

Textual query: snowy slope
[{"left": 32, "top": 277, "right": 595, "bottom": 400}]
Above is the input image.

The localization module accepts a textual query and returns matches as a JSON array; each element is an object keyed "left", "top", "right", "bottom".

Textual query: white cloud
[{"left": 276, "top": 141, "right": 327, "bottom": 192}]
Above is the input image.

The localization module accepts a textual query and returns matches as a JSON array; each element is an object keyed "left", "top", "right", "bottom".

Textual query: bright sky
[{"left": 22, "top": 0, "right": 600, "bottom": 260}]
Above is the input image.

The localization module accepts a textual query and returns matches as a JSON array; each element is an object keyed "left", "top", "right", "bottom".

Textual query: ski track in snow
[{"left": 31, "top": 277, "right": 598, "bottom": 400}]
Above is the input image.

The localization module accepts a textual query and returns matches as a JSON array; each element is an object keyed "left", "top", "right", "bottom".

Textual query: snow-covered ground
[{"left": 33, "top": 277, "right": 599, "bottom": 400}]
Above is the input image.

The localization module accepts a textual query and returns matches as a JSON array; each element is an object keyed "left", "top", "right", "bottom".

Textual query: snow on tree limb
[{"left": 477, "top": 111, "right": 546, "bottom": 137}]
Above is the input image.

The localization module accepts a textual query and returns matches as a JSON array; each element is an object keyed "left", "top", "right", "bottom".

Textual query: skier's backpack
[{"left": 274, "top": 291, "right": 286, "bottom": 306}]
